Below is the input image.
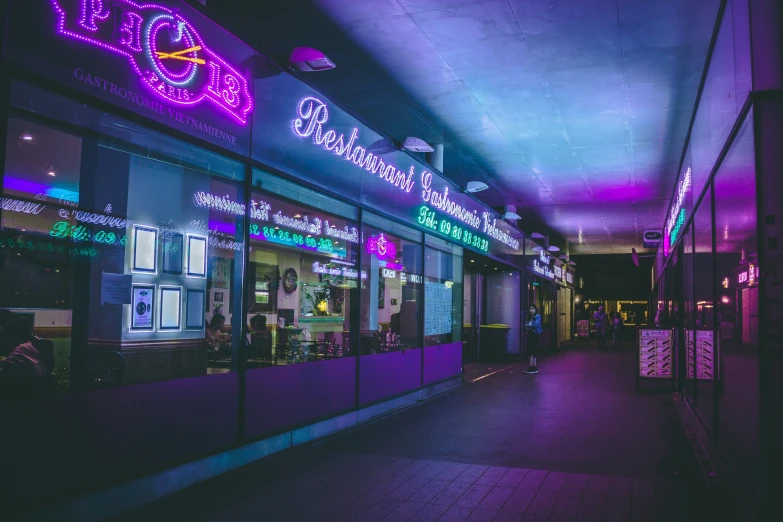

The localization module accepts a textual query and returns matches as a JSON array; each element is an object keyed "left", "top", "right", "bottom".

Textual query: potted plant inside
[{"left": 305, "top": 287, "right": 331, "bottom": 316}]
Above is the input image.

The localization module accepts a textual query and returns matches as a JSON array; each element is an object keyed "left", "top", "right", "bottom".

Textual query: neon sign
[
  {"left": 749, "top": 264, "right": 756, "bottom": 285},
  {"left": 738, "top": 271, "right": 748, "bottom": 284},
  {"left": 665, "top": 167, "right": 691, "bottom": 254},
  {"left": 293, "top": 97, "right": 415, "bottom": 193},
  {"left": 532, "top": 259, "right": 555, "bottom": 279},
  {"left": 193, "top": 191, "right": 245, "bottom": 216},
  {"left": 481, "top": 212, "right": 520, "bottom": 250},
  {"left": 418, "top": 205, "right": 489, "bottom": 253},
  {"left": 421, "top": 172, "right": 480, "bottom": 229},
  {"left": 51, "top": 0, "right": 252, "bottom": 124},
  {"left": 49, "top": 221, "right": 127, "bottom": 245},
  {"left": 249, "top": 224, "right": 340, "bottom": 256},
  {"left": 367, "top": 234, "right": 397, "bottom": 261}
]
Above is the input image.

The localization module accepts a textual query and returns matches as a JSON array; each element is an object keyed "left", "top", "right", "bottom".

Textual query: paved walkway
[{"left": 112, "top": 344, "right": 730, "bottom": 521}]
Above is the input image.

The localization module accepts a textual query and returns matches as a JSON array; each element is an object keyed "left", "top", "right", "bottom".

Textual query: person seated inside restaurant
[
  {"left": 247, "top": 314, "right": 272, "bottom": 361},
  {"left": 0, "top": 310, "right": 54, "bottom": 396},
  {"left": 206, "top": 313, "right": 231, "bottom": 360}
]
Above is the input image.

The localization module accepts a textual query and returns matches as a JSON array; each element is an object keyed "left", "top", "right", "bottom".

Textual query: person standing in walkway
[
  {"left": 525, "top": 305, "right": 542, "bottom": 374},
  {"left": 611, "top": 312, "right": 624, "bottom": 349},
  {"left": 594, "top": 305, "right": 607, "bottom": 349}
]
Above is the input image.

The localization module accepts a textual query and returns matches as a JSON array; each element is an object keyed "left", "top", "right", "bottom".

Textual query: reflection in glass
[
  {"left": 713, "top": 112, "right": 758, "bottom": 499},
  {"left": 361, "top": 225, "right": 422, "bottom": 354}
]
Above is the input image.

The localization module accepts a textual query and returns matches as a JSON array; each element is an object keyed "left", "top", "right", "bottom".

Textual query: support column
[
  {"left": 426, "top": 144, "right": 444, "bottom": 173},
  {"left": 749, "top": 1, "right": 782, "bottom": 519}
]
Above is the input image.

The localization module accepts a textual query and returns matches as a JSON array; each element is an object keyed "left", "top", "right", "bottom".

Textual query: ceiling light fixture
[
  {"left": 531, "top": 232, "right": 545, "bottom": 239},
  {"left": 547, "top": 245, "right": 560, "bottom": 252},
  {"left": 402, "top": 137, "right": 434, "bottom": 153},
  {"left": 289, "top": 47, "right": 336, "bottom": 72},
  {"left": 532, "top": 246, "right": 543, "bottom": 252},
  {"left": 558, "top": 254, "right": 568, "bottom": 260},
  {"left": 567, "top": 260, "right": 576, "bottom": 266},
  {"left": 367, "top": 138, "right": 397, "bottom": 155},
  {"left": 466, "top": 181, "right": 488, "bottom": 193},
  {"left": 48, "top": 170, "right": 55, "bottom": 177},
  {"left": 21, "top": 133, "right": 33, "bottom": 141}
]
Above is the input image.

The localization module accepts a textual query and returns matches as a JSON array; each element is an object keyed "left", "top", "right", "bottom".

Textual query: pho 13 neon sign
[{"left": 51, "top": 0, "right": 253, "bottom": 124}]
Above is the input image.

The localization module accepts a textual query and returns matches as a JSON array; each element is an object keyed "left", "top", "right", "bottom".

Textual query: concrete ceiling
[{"left": 210, "top": 0, "right": 720, "bottom": 254}]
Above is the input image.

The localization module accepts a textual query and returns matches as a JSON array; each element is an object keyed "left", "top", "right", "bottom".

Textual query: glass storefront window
[
  {"left": 691, "top": 182, "right": 715, "bottom": 431},
  {"left": 713, "top": 112, "right": 758, "bottom": 497},
  {"left": 247, "top": 172, "right": 360, "bottom": 366},
  {"left": 424, "top": 237, "right": 463, "bottom": 347},
  {"left": 360, "top": 216, "right": 423, "bottom": 354},
  {"left": 1, "top": 113, "right": 245, "bottom": 394}
]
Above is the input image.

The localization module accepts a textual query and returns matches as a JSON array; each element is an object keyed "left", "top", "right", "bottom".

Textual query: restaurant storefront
[
  {"left": 648, "top": 0, "right": 783, "bottom": 516},
  {"left": 0, "top": 0, "right": 543, "bottom": 515}
]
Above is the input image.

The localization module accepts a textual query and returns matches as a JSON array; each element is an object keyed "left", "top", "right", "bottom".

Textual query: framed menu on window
[
  {"left": 133, "top": 225, "right": 158, "bottom": 273},
  {"left": 186, "top": 289, "right": 206, "bottom": 330},
  {"left": 131, "top": 284, "right": 155, "bottom": 331},
  {"left": 159, "top": 286, "right": 182, "bottom": 331},
  {"left": 186, "top": 234, "right": 207, "bottom": 277},
  {"left": 162, "top": 232, "right": 184, "bottom": 275}
]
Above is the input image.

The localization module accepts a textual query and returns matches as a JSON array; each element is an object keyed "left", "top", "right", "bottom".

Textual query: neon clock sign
[
  {"left": 51, "top": 0, "right": 252, "bottom": 124},
  {"left": 367, "top": 234, "right": 397, "bottom": 261}
]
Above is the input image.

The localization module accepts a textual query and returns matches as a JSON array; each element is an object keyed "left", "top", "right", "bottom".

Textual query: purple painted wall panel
[
  {"left": 359, "top": 348, "right": 422, "bottom": 405},
  {"left": 424, "top": 342, "right": 463, "bottom": 385},
  {"left": 244, "top": 357, "right": 357, "bottom": 439},
  {"left": 2, "top": 372, "right": 239, "bottom": 514}
]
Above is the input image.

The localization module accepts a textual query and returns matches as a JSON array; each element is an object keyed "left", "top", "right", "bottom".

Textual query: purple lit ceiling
[{"left": 210, "top": 0, "right": 720, "bottom": 254}]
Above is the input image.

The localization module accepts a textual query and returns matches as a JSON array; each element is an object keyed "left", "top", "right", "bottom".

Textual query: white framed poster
[
  {"left": 132, "top": 225, "right": 158, "bottom": 273},
  {"left": 159, "top": 286, "right": 182, "bottom": 331},
  {"left": 186, "top": 234, "right": 208, "bottom": 277},
  {"left": 186, "top": 289, "right": 206, "bottom": 330},
  {"left": 638, "top": 329, "right": 673, "bottom": 379},
  {"left": 131, "top": 284, "right": 155, "bottom": 331}
]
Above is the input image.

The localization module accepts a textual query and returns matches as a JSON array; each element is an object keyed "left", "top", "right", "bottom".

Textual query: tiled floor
[{"left": 111, "top": 345, "right": 733, "bottom": 521}]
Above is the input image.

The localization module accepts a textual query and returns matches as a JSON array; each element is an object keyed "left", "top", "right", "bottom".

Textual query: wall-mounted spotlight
[
  {"left": 367, "top": 139, "right": 398, "bottom": 155},
  {"left": 502, "top": 205, "right": 521, "bottom": 221},
  {"left": 402, "top": 137, "right": 434, "bottom": 153},
  {"left": 466, "top": 181, "right": 488, "bottom": 193},
  {"left": 289, "top": 47, "right": 336, "bottom": 72}
]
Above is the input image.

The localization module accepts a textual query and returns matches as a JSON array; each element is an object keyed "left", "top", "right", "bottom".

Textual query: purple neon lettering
[
  {"left": 79, "top": 0, "right": 109, "bottom": 31},
  {"left": 50, "top": 0, "right": 252, "bottom": 125},
  {"left": 293, "top": 97, "right": 416, "bottom": 193}
]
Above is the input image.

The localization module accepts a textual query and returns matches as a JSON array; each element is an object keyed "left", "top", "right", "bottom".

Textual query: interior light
[
  {"left": 274, "top": 227, "right": 279, "bottom": 230},
  {"left": 294, "top": 214, "right": 301, "bottom": 218},
  {"left": 470, "top": 260, "right": 474, "bottom": 263},
  {"left": 547, "top": 245, "right": 560, "bottom": 252},
  {"left": 21, "top": 133, "right": 33, "bottom": 141},
  {"left": 531, "top": 232, "right": 545, "bottom": 239},
  {"left": 48, "top": 170, "right": 56, "bottom": 177}
]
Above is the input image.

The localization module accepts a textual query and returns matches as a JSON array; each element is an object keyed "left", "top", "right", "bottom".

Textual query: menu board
[
  {"left": 131, "top": 285, "right": 155, "bottom": 331},
  {"left": 425, "top": 281, "right": 453, "bottom": 336},
  {"left": 638, "top": 329, "right": 673, "bottom": 378},
  {"left": 577, "top": 320, "right": 590, "bottom": 338},
  {"left": 687, "top": 330, "right": 719, "bottom": 380}
]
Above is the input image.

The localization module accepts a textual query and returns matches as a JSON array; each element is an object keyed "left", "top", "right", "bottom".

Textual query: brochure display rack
[
  {"left": 636, "top": 329, "right": 674, "bottom": 390},
  {"left": 686, "top": 330, "right": 719, "bottom": 380},
  {"left": 577, "top": 320, "right": 590, "bottom": 339}
]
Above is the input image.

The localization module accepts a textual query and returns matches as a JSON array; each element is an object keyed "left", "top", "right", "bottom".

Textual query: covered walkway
[{"left": 112, "top": 345, "right": 729, "bottom": 521}]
